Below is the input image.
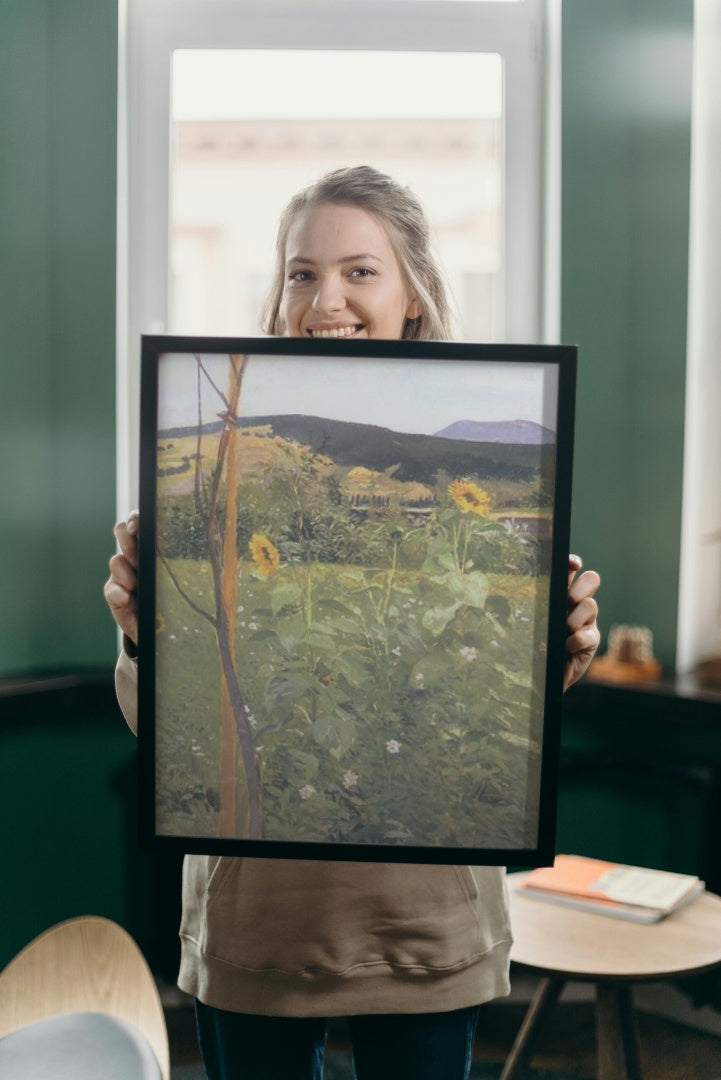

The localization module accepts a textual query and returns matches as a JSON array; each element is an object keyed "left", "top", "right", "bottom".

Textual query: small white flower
[
  {"left": 391, "top": 646, "right": 402, "bottom": 657},
  {"left": 237, "top": 605, "right": 244, "bottom": 613},
  {"left": 414, "top": 672, "right": 424, "bottom": 682},
  {"left": 490, "top": 639, "right": 500, "bottom": 648},
  {"left": 299, "top": 784, "right": 316, "bottom": 800},
  {"left": 342, "top": 770, "right": 359, "bottom": 790},
  {"left": 459, "top": 646, "right": 478, "bottom": 662},
  {"left": 169, "top": 634, "right": 176, "bottom": 641},
  {"left": 386, "top": 739, "right": 401, "bottom": 754},
  {"left": 248, "top": 715, "right": 257, "bottom": 729},
  {"left": 249, "top": 621, "right": 258, "bottom": 630}
]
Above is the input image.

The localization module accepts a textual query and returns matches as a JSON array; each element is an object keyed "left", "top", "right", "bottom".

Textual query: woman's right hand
[{"left": 104, "top": 510, "right": 139, "bottom": 646}]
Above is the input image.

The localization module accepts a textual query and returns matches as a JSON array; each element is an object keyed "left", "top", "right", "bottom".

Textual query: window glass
[{"left": 170, "top": 50, "right": 503, "bottom": 341}]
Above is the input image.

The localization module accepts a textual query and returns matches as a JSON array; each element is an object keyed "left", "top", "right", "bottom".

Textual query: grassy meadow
[{"left": 154, "top": 555, "right": 548, "bottom": 850}]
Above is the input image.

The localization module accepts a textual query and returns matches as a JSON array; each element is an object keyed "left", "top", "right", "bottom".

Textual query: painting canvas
[{"left": 138, "top": 336, "right": 576, "bottom": 864}]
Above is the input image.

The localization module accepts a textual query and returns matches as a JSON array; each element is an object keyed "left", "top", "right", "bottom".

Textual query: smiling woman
[
  {"left": 263, "top": 167, "right": 451, "bottom": 341},
  {"left": 282, "top": 205, "right": 420, "bottom": 340}
]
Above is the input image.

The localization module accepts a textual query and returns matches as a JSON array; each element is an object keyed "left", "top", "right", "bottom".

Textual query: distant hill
[
  {"left": 434, "top": 419, "right": 555, "bottom": 444},
  {"left": 159, "top": 413, "right": 554, "bottom": 488}
]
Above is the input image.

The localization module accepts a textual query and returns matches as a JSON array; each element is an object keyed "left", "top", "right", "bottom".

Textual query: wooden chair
[{"left": 0, "top": 915, "right": 169, "bottom": 1079}]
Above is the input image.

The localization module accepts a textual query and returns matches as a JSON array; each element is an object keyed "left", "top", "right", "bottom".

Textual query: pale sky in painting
[{"left": 156, "top": 352, "right": 559, "bottom": 437}]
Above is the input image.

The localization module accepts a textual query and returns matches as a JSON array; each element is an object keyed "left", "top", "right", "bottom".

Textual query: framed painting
[{"left": 137, "top": 336, "right": 576, "bottom": 864}]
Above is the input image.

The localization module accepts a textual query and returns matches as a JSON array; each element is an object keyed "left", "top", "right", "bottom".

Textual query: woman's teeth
[{"left": 310, "top": 325, "right": 360, "bottom": 338}]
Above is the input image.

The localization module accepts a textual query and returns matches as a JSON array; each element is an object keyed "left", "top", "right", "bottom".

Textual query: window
[
  {"left": 118, "top": 0, "right": 556, "bottom": 509},
  {"left": 169, "top": 49, "right": 503, "bottom": 340}
]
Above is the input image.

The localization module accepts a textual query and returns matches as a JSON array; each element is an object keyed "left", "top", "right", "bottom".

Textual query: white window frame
[
  {"left": 676, "top": 0, "right": 721, "bottom": 674},
  {"left": 117, "top": 0, "right": 558, "bottom": 512}
]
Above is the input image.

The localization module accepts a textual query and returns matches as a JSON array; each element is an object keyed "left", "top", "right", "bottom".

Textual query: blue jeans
[{"left": 195, "top": 1000, "right": 481, "bottom": 1080}]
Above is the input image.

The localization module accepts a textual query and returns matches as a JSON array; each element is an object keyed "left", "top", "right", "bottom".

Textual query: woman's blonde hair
[{"left": 261, "top": 165, "right": 454, "bottom": 341}]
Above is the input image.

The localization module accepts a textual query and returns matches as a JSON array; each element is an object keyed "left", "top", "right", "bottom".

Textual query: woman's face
[{"left": 280, "top": 203, "right": 421, "bottom": 340}]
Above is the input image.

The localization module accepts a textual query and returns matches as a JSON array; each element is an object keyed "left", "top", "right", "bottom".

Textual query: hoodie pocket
[{"left": 185, "top": 858, "right": 508, "bottom": 976}]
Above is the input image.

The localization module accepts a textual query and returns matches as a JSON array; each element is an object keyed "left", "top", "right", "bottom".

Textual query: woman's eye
[
  {"left": 288, "top": 269, "right": 313, "bottom": 283},
  {"left": 349, "top": 267, "right": 375, "bottom": 279}
]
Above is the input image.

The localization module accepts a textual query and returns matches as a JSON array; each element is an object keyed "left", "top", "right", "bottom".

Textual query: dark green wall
[
  {"left": 562, "top": 0, "right": 693, "bottom": 670},
  {"left": 0, "top": 681, "right": 183, "bottom": 973},
  {"left": 0, "top": 0, "right": 130, "bottom": 972},
  {"left": 0, "top": 0, "right": 118, "bottom": 676}
]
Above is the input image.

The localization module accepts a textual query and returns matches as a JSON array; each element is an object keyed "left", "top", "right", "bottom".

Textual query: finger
[
  {"left": 566, "top": 594, "right": 599, "bottom": 634},
  {"left": 113, "top": 518, "right": 139, "bottom": 568},
  {"left": 103, "top": 579, "right": 139, "bottom": 642},
  {"left": 567, "top": 553, "right": 583, "bottom": 588},
  {"left": 568, "top": 569, "right": 601, "bottom": 607},
  {"left": 103, "top": 577, "right": 132, "bottom": 613},
  {"left": 108, "top": 552, "right": 138, "bottom": 593},
  {"left": 566, "top": 623, "right": 601, "bottom": 657}
]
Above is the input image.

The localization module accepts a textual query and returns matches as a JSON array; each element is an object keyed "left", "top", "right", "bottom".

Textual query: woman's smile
[{"left": 306, "top": 323, "right": 365, "bottom": 339}]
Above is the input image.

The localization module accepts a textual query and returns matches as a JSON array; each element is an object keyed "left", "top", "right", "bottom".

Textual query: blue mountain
[{"left": 434, "top": 419, "right": 554, "bottom": 444}]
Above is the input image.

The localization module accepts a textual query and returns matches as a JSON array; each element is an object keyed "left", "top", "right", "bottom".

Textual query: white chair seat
[{"left": 0, "top": 1011, "right": 163, "bottom": 1079}]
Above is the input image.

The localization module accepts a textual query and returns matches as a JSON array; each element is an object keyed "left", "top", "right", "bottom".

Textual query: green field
[{"left": 154, "top": 555, "right": 548, "bottom": 850}]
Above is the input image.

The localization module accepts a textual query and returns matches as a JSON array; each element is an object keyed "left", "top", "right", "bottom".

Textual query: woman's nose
[{"left": 312, "top": 274, "right": 345, "bottom": 314}]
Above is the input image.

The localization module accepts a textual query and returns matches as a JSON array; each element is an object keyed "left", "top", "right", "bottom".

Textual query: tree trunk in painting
[{"left": 203, "top": 354, "right": 263, "bottom": 840}]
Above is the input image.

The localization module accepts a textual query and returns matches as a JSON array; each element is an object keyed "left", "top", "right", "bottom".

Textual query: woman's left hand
[{"left": 564, "top": 554, "right": 601, "bottom": 691}]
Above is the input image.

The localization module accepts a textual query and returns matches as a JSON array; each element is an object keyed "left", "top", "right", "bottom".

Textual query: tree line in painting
[{"left": 154, "top": 354, "right": 551, "bottom": 850}]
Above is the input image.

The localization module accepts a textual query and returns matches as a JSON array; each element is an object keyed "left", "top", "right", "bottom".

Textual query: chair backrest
[{"left": 0, "top": 915, "right": 170, "bottom": 1080}]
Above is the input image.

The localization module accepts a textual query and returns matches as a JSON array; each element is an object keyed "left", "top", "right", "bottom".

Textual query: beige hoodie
[{"left": 116, "top": 650, "right": 512, "bottom": 1016}]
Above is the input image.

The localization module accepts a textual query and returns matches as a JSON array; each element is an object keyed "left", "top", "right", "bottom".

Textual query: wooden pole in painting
[{"left": 204, "top": 354, "right": 263, "bottom": 840}]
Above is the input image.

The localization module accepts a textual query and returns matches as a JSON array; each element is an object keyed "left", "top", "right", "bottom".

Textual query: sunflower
[
  {"left": 448, "top": 479, "right": 492, "bottom": 517},
  {"left": 249, "top": 533, "right": 280, "bottom": 577}
]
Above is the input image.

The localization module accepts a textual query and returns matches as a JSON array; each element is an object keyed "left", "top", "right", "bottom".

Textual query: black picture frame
[{"left": 138, "top": 335, "right": 576, "bottom": 865}]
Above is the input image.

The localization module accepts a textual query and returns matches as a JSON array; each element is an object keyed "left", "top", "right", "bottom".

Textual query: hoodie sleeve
[{"left": 115, "top": 642, "right": 139, "bottom": 736}]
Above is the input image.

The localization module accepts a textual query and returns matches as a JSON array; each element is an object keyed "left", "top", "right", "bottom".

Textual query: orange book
[{"left": 517, "top": 855, "right": 703, "bottom": 923}]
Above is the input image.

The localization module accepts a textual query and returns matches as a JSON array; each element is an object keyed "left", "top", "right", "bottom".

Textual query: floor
[
  {"left": 164, "top": 979, "right": 721, "bottom": 1079},
  {"left": 473, "top": 999, "right": 721, "bottom": 1079}
]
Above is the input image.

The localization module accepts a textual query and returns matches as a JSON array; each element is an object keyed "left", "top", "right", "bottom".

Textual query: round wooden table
[{"left": 502, "top": 872, "right": 721, "bottom": 1080}]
